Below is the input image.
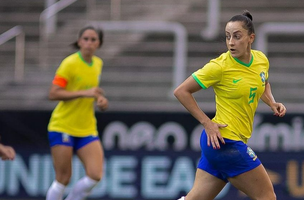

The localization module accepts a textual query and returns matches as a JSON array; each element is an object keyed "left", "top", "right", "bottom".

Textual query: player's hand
[
  {"left": 84, "top": 87, "right": 104, "bottom": 98},
  {"left": 204, "top": 121, "right": 227, "bottom": 149},
  {"left": 270, "top": 102, "right": 286, "bottom": 117},
  {"left": 0, "top": 144, "right": 16, "bottom": 160},
  {"left": 96, "top": 95, "right": 108, "bottom": 111}
]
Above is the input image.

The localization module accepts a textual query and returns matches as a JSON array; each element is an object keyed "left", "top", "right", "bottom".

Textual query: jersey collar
[
  {"left": 78, "top": 51, "right": 93, "bottom": 67},
  {"left": 232, "top": 53, "right": 253, "bottom": 67}
]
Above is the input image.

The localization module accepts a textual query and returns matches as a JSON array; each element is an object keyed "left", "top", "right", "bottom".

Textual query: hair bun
[{"left": 242, "top": 10, "right": 253, "bottom": 21}]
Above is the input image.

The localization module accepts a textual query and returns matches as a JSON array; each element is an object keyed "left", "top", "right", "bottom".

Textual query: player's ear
[{"left": 249, "top": 33, "right": 255, "bottom": 44}]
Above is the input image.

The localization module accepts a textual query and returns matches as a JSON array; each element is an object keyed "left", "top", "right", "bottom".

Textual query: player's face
[
  {"left": 78, "top": 29, "right": 100, "bottom": 55},
  {"left": 225, "top": 21, "right": 255, "bottom": 63}
]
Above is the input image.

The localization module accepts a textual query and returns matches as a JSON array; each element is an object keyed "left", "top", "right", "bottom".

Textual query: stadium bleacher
[{"left": 0, "top": 0, "right": 304, "bottom": 112}]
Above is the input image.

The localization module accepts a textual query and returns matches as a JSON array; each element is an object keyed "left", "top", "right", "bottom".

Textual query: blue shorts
[
  {"left": 197, "top": 130, "right": 261, "bottom": 182},
  {"left": 48, "top": 131, "right": 99, "bottom": 151}
]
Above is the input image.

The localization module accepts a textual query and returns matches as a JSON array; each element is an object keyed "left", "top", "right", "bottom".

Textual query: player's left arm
[
  {"left": 261, "top": 81, "right": 286, "bottom": 117},
  {"left": 96, "top": 72, "right": 108, "bottom": 111},
  {"left": 96, "top": 94, "right": 108, "bottom": 111}
]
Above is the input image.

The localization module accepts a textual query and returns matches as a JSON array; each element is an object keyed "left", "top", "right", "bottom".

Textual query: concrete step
[{"left": 1, "top": 0, "right": 304, "bottom": 113}]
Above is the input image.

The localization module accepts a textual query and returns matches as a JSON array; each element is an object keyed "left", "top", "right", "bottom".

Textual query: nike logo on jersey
[{"left": 233, "top": 78, "right": 242, "bottom": 84}]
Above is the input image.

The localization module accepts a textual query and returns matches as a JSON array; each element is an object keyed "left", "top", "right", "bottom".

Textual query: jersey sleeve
[
  {"left": 192, "top": 60, "right": 222, "bottom": 89},
  {"left": 265, "top": 55, "right": 269, "bottom": 82},
  {"left": 53, "top": 57, "right": 73, "bottom": 86},
  {"left": 52, "top": 75, "right": 68, "bottom": 88},
  {"left": 255, "top": 50, "right": 270, "bottom": 82}
]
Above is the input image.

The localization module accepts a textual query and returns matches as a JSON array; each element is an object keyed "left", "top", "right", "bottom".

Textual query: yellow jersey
[
  {"left": 192, "top": 50, "right": 268, "bottom": 143},
  {"left": 48, "top": 52, "right": 103, "bottom": 137}
]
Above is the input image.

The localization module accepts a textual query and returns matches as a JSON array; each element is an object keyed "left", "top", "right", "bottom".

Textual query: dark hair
[
  {"left": 72, "top": 26, "right": 104, "bottom": 49},
  {"left": 228, "top": 10, "right": 254, "bottom": 35}
]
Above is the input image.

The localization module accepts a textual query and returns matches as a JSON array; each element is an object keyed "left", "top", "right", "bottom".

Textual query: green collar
[
  {"left": 78, "top": 51, "right": 93, "bottom": 66},
  {"left": 233, "top": 53, "right": 253, "bottom": 67}
]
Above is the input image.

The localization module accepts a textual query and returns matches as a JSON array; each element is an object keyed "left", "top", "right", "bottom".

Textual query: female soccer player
[
  {"left": 174, "top": 10, "right": 286, "bottom": 200},
  {"left": 46, "top": 26, "right": 108, "bottom": 200}
]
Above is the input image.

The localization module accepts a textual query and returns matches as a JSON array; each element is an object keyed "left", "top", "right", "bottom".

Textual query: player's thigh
[
  {"left": 186, "top": 168, "right": 226, "bottom": 200},
  {"left": 76, "top": 140, "right": 104, "bottom": 180},
  {"left": 228, "top": 164, "right": 276, "bottom": 200},
  {"left": 51, "top": 145, "right": 73, "bottom": 182}
]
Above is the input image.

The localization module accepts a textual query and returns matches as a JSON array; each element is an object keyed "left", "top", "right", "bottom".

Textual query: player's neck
[
  {"left": 79, "top": 51, "right": 93, "bottom": 63},
  {"left": 238, "top": 51, "right": 252, "bottom": 64}
]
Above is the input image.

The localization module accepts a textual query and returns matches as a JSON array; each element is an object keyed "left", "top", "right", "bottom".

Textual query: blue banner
[{"left": 0, "top": 111, "right": 304, "bottom": 199}]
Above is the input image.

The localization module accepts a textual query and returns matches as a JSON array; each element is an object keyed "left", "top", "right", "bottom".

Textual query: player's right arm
[
  {"left": 174, "top": 76, "right": 226, "bottom": 149},
  {"left": 49, "top": 56, "right": 105, "bottom": 101},
  {"left": 49, "top": 74, "right": 104, "bottom": 101},
  {"left": 49, "top": 84, "right": 103, "bottom": 101}
]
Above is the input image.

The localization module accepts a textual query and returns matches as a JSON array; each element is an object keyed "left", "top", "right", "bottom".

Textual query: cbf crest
[
  {"left": 62, "top": 133, "right": 70, "bottom": 142},
  {"left": 247, "top": 147, "right": 257, "bottom": 161},
  {"left": 260, "top": 72, "right": 266, "bottom": 83}
]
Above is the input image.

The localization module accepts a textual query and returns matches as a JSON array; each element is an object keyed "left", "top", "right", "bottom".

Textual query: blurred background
[{"left": 0, "top": 0, "right": 304, "bottom": 199}]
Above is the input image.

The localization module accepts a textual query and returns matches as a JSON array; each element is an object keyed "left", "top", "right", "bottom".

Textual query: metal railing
[
  {"left": 0, "top": 26, "right": 25, "bottom": 82},
  {"left": 201, "top": 0, "right": 221, "bottom": 40},
  {"left": 40, "top": 0, "right": 98, "bottom": 67},
  {"left": 90, "top": 21, "right": 188, "bottom": 96},
  {"left": 40, "top": 0, "right": 78, "bottom": 40},
  {"left": 40, "top": 0, "right": 119, "bottom": 68},
  {"left": 255, "top": 22, "right": 304, "bottom": 55},
  {"left": 39, "top": 1, "right": 187, "bottom": 95},
  {"left": 40, "top": 0, "right": 120, "bottom": 41},
  {"left": 39, "top": 0, "right": 79, "bottom": 68}
]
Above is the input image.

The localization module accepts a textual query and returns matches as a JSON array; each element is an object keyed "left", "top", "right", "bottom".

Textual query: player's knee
[
  {"left": 56, "top": 172, "right": 72, "bottom": 185},
  {"left": 87, "top": 171, "right": 103, "bottom": 182},
  {"left": 56, "top": 176, "right": 71, "bottom": 185},
  {"left": 85, "top": 165, "right": 103, "bottom": 181},
  {"left": 89, "top": 174, "right": 102, "bottom": 182}
]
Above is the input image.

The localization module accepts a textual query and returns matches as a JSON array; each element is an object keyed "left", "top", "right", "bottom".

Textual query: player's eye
[
  {"left": 234, "top": 35, "right": 241, "bottom": 40},
  {"left": 83, "top": 37, "right": 97, "bottom": 42}
]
